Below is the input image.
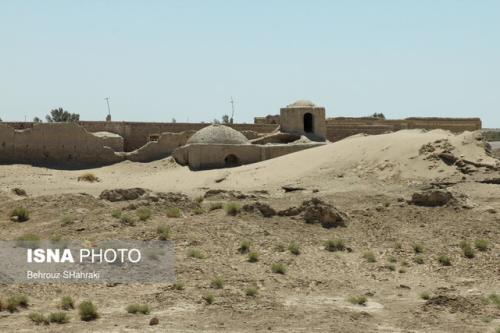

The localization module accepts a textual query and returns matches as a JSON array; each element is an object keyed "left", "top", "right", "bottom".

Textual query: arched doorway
[
  {"left": 224, "top": 154, "right": 240, "bottom": 167},
  {"left": 303, "top": 113, "right": 313, "bottom": 133}
]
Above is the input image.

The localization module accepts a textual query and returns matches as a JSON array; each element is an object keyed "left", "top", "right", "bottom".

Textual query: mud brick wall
[
  {"left": 325, "top": 117, "right": 481, "bottom": 142},
  {"left": 0, "top": 123, "right": 124, "bottom": 167},
  {"left": 77, "top": 122, "right": 278, "bottom": 151},
  {"left": 3, "top": 117, "right": 480, "bottom": 151},
  {"left": 3, "top": 122, "right": 279, "bottom": 152}
]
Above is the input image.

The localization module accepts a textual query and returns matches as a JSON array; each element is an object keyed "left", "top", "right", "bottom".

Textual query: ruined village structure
[{"left": 0, "top": 100, "right": 481, "bottom": 169}]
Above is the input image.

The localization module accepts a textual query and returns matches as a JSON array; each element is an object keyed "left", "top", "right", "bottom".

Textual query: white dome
[
  {"left": 187, "top": 124, "right": 249, "bottom": 145},
  {"left": 287, "top": 100, "right": 316, "bottom": 108}
]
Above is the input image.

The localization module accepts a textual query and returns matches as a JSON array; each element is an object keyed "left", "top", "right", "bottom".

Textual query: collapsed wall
[
  {"left": 326, "top": 117, "right": 482, "bottom": 142},
  {"left": 2, "top": 122, "right": 280, "bottom": 152},
  {"left": 0, "top": 115, "right": 483, "bottom": 168},
  {"left": 4, "top": 117, "right": 481, "bottom": 150},
  {"left": 254, "top": 116, "right": 481, "bottom": 142},
  {"left": 0, "top": 123, "right": 124, "bottom": 167},
  {"left": 91, "top": 131, "right": 124, "bottom": 152},
  {"left": 125, "top": 131, "right": 196, "bottom": 162},
  {"left": 78, "top": 122, "right": 278, "bottom": 151},
  {"left": 489, "top": 141, "right": 500, "bottom": 158}
]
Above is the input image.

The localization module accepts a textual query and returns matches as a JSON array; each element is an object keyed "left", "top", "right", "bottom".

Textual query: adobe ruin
[
  {"left": 173, "top": 124, "right": 322, "bottom": 170},
  {"left": 279, "top": 100, "right": 327, "bottom": 141},
  {"left": 0, "top": 100, "right": 482, "bottom": 169}
]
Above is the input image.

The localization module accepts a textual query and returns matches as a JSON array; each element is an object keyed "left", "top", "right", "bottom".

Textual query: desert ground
[{"left": 0, "top": 129, "right": 499, "bottom": 332}]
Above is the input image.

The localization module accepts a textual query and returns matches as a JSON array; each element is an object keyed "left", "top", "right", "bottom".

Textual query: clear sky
[{"left": 1, "top": 0, "right": 499, "bottom": 127}]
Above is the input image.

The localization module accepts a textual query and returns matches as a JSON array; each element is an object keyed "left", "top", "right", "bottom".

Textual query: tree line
[
  {"left": 0, "top": 109, "right": 235, "bottom": 124},
  {"left": 0, "top": 108, "right": 80, "bottom": 123}
]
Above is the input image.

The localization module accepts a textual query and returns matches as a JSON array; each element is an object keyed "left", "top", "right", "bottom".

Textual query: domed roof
[
  {"left": 187, "top": 124, "right": 250, "bottom": 145},
  {"left": 287, "top": 99, "right": 316, "bottom": 108}
]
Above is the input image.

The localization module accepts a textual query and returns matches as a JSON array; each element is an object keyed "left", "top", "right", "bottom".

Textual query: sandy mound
[
  {"left": 0, "top": 130, "right": 499, "bottom": 333},
  {"left": 221, "top": 129, "right": 497, "bottom": 188},
  {"left": 0, "top": 129, "right": 497, "bottom": 198}
]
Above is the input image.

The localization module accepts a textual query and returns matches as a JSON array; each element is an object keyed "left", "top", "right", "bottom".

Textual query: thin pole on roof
[
  {"left": 230, "top": 96, "right": 235, "bottom": 123},
  {"left": 105, "top": 97, "right": 111, "bottom": 117}
]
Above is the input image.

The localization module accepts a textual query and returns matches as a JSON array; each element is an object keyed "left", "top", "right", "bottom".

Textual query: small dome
[
  {"left": 287, "top": 100, "right": 316, "bottom": 108},
  {"left": 187, "top": 124, "right": 250, "bottom": 145}
]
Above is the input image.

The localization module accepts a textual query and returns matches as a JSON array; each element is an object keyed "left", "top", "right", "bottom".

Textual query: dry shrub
[{"left": 77, "top": 173, "right": 100, "bottom": 183}]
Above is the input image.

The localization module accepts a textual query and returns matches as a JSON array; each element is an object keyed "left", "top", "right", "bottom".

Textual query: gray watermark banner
[{"left": 0, "top": 240, "right": 175, "bottom": 283}]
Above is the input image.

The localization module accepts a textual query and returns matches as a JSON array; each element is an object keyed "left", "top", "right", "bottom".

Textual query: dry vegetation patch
[
  {"left": 325, "top": 239, "right": 346, "bottom": 252},
  {"left": 157, "top": 224, "right": 171, "bottom": 240},
  {"left": 271, "top": 262, "right": 287, "bottom": 274},
  {"left": 166, "top": 207, "right": 181, "bottom": 218},
  {"left": 28, "top": 312, "right": 49, "bottom": 325},
  {"left": 126, "top": 304, "right": 151, "bottom": 315},
  {"left": 348, "top": 295, "right": 367, "bottom": 306},
  {"left": 79, "top": 301, "right": 98, "bottom": 321},
  {"left": 136, "top": 206, "right": 152, "bottom": 221},
  {"left": 48, "top": 312, "right": 69, "bottom": 324},
  {"left": 61, "top": 296, "right": 74, "bottom": 310},
  {"left": 77, "top": 173, "right": 100, "bottom": 182},
  {"left": 10, "top": 207, "right": 30, "bottom": 222}
]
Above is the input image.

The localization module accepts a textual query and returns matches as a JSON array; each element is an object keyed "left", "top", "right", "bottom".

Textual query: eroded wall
[
  {"left": 78, "top": 122, "right": 278, "bottom": 151},
  {"left": 90, "top": 132, "right": 124, "bottom": 152},
  {"left": 325, "top": 117, "right": 482, "bottom": 142},
  {"left": 173, "top": 143, "right": 323, "bottom": 170},
  {"left": 0, "top": 116, "right": 482, "bottom": 168},
  {"left": 0, "top": 123, "right": 124, "bottom": 167},
  {"left": 3, "top": 117, "right": 481, "bottom": 150},
  {"left": 3, "top": 122, "right": 279, "bottom": 152},
  {"left": 125, "top": 131, "right": 196, "bottom": 162},
  {"left": 259, "top": 143, "right": 323, "bottom": 160}
]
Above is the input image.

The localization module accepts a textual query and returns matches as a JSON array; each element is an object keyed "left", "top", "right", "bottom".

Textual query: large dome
[
  {"left": 286, "top": 100, "right": 316, "bottom": 108},
  {"left": 187, "top": 124, "right": 250, "bottom": 145}
]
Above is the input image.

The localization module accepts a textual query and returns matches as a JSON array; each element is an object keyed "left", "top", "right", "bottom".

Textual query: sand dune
[
  {"left": 0, "top": 129, "right": 496, "bottom": 198},
  {"left": 0, "top": 129, "right": 499, "bottom": 333}
]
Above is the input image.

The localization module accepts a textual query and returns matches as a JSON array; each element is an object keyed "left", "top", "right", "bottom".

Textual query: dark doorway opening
[
  {"left": 224, "top": 154, "right": 240, "bottom": 167},
  {"left": 304, "top": 113, "right": 313, "bottom": 133}
]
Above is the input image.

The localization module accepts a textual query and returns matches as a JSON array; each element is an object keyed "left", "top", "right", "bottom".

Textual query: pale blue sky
[{"left": 1, "top": 1, "right": 499, "bottom": 127}]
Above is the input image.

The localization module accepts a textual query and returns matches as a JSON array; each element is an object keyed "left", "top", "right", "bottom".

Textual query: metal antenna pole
[
  {"left": 230, "top": 96, "right": 235, "bottom": 123},
  {"left": 105, "top": 97, "right": 111, "bottom": 116}
]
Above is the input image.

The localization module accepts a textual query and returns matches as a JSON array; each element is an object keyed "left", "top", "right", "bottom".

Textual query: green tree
[
  {"left": 45, "top": 108, "right": 80, "bottom": 122},
  {"left": 371, "top": 112, "right": 386, "bottom": 119}
]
